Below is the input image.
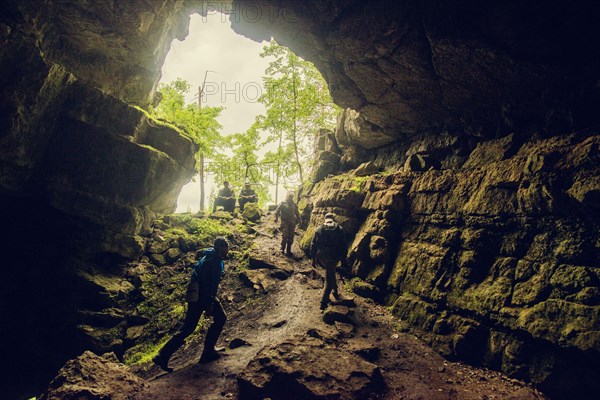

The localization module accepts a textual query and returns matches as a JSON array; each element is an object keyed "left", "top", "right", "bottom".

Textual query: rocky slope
[{"left": 39, "top": 213, "right": 546, "bottom": 400}]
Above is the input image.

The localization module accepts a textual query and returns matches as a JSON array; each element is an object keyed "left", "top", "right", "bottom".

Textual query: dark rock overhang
[{"left": 225, "top": 0, "right": 600, "bottom": 139}]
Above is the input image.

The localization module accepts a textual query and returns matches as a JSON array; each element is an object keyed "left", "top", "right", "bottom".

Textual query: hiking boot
[
  {"left": 320, "top": 302, "right": 328, "bottom": 311},
  {"left": 199, "top": 350, "right": 221, "bottom": 364},
  {"left": 152, "top": 355, "right": 173, "bottom": 373}
]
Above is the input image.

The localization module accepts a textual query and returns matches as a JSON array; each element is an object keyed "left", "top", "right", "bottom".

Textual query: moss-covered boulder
[{"left": 241, "top": 202, "right": 261, "bottom": 222}]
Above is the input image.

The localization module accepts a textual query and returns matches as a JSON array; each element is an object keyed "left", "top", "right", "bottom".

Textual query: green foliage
[
  {"left": 151, "top": 78, "right": 224, "bottom": 213},
  {"left": 257, "top": 40, "right": 340, "bottom": 186},
  {"left": 123, "top": 268, "right": 189, "bottom": 365},
  {"left": 125, "top": 332, "right": 170, "bottom": 365},
  {"left": 124, "top": 311, "right": 208, "bottom": 365},
  {"left": 122, "top": 214, "right": 251, "bottom": 367},
  {"left": 206, "top": 40, "right": 339, "bottom": 204},
  {"left": 349, "top": 176, "right": 367, "bottom": 192},
  {"left": 152, "top": 78, "right": 224, "bottom": 155},
  {"left": 187, "top": 218, "right": 232, "bottom": 245},
  {"left": 345, "top": 277, "right": 362, "bottom": 293},
  {"left": 207, "top": 124, "right": 272, "bottom": 207},
  {"left": 134, "top": 105, "right": 186, "bottom": 137}
]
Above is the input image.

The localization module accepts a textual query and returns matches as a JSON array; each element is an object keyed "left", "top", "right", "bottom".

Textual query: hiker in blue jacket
[{"left": 153, "top": 237, "right": 229, "bottom": 372}]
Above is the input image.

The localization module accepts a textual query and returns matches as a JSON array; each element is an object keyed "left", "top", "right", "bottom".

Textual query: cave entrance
[{"left": 161, "top": 11, "right": 338, "bottom": 213}]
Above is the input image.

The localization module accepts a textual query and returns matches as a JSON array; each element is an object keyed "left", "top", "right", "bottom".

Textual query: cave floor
[{"left": 131, "top": 215, "right": 546, "bottom": 400}]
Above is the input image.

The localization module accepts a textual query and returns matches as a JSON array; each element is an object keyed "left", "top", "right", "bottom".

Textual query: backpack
[
  {"left": 279, "top": 201, "right": 297, "bottom": 224},
  {"left": 315, "top": 221, "right": 345, "bottom": 261},
  {"left": 185, "top": 256, "right": 204, "bottom": 302}
]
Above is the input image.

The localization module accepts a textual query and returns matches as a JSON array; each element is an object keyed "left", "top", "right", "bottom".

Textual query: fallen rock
[
  {"left": 334, "top": 321, "right": 355, "bottom": 338},
  {"left": 125, "top": 325, "right": 145, "bottom": 341},
  {"left": 269, "top": 269, "right": 292, "bottom": 280},
  {"left": 229, "top": 338, "right": 252, "bottom": 349},
  {"left": 210, "top": 211, "right": 234, "bottom": 220},
  {"left": 306, "top": 328, "right": 338, "bottom": 344},
  {"left": 350, "top": 280, "right": 382, "bottom": 302},
  {"left": 354, "top": 161, "right": 380, "bottom": 176},
  {"left": 165, "top": 247, "right": 182, "bottom": 262},
  {"left": 39, "top": 351, "right": 145, "bottom": 400},
  {"left": 323, "top": 305, "right": 354, "bottom": 325},
  {"left": 331, "top": 297, "right": 356, "bottom": 308},
  {"left": 353, "top": 346, "right": 381, "bottom": 362},
  {"left": 77, "top": 325, "right": 124, "bottom": 354},
  {"left": 241, "top": 202, "right": 262, "bottom": 222},
  {"left": 148, "top": 238, "right": 170, "bottom": 254},
  {"left": 238, "top": 338, "right": 385, "bottom": 400},
  {"left": 148, "top": 253, "right": 166, "bottom": 266},
  {"left": 239, "top": 269, "right": 280, "bottom": 292}
]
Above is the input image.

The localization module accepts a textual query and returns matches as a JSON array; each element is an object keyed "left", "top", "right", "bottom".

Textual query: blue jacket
[{"left": 191, "top": 248, "right": 224, "bottom": 306}]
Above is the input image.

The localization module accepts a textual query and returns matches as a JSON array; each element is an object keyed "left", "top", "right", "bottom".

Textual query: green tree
[
  {"left": 258, "top": 40, "right": 339, "bottom": 187},
  {"left": 207, "top": 122, "right": 271, "bottom": 207},
  {"left": 152, "top": 78, "right": 223, "bottom": 210}
]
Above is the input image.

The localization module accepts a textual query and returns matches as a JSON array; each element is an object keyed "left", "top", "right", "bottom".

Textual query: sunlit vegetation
[{"left": 153, "top": 40, "right": 338, "bottom": 210}]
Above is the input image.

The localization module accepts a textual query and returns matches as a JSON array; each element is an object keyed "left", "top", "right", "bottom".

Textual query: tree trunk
[
  {"left": 199, "top": 152, "right": 205, "bottom": 211},
  {"left": 291, "top": 58, "right": 303, "bottom": 183},
  {"left": 275, "top": 129, "right": 282, "bottom": 204}
]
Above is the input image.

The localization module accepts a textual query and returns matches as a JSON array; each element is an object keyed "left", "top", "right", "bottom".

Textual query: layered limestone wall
[
  {"left": 1, "top": 3, "right": 198, "bottom": 398},
  {"left": 1, "top": 0, "right": 197, "bottom": 240},
  {"left": 301, "top": 131, "right": 600, "bottom": 398}
]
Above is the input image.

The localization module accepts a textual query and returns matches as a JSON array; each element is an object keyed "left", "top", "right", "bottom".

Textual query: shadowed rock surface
[
  {"left": 238, "top": 336, "right": 385, "bottom": 400},
  {"left": 37, "top": 214, "right": 546, "bottom": 400},
  {"left": 300, "top": 131, "right": 600, "bottom": 399},
  {"left": 39, "top": 351, "right": 146, "bottom": 400}
]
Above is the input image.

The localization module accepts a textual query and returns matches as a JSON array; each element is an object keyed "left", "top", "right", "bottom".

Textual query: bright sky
[{"left": 160, "top": 13, "right": 272, "bottom": 212}]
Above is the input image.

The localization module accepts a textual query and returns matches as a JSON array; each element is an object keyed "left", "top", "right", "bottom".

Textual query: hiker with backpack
[
  {"left": 153, "top": 237, "right": 229, "bottom": 372},
  {"left": 274, "top": 192, "right": 301, "bottom": 256},
  {"left": 311, "top": 212, "right": 348, "bottom": 310}
]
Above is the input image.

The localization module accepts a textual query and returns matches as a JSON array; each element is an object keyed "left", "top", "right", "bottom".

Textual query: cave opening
[
  {"left": 159, "top": 10, "right": 338, "bottom": 213},
  {"left": 1, "top": 1, "right": 599, "bottom": 399}
]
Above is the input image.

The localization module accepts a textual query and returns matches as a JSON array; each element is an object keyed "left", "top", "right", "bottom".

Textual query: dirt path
[
  {"left": 135, "top": 215, "right": 547, "bottom": 400},
  {"left": 135, "top": 220, "right": 324, "bottom": 399}
]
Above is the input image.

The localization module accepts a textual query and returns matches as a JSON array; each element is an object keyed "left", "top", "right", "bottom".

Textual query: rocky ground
[{"left": 41, "top": 212, "right": 548, "bottom": 400}]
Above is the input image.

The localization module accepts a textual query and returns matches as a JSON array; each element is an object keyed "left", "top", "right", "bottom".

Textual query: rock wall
[
  {"left": 1, "top": 1, "right": 197, "bottom": 235},
  {"left": 301, "top": 131, "right": 600, "bottom": 399},
  {"left": 2, "top": 0, "right": 190, "bottom": 106},
  {"left": 1, "top": 2, "right": 198, "bottom": 398}
]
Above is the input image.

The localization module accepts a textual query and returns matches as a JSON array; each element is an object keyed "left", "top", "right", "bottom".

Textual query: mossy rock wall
[{"left": 303, "top": 132, "right": 600, "bottom": 399}]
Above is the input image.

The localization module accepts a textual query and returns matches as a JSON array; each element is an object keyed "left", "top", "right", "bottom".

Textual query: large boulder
[
  {"left": 39, "top": 351, "right": 145, "bottom": 400},
  {"left": 241, "top": 202, "right": 262, "bottom": 222},
  {"left": 238, "top": 336, "right": 385, "bottom": 400}
]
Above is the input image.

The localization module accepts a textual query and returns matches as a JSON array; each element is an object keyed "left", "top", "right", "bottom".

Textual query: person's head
[
  {"left": 286, "top": 192, "right": 294, "bottom": 202},
  {"left": 245, "top": 181, "right": 251, "bottom": 188},
  {"left": 324, "top": 212, "right": 336, "bottom": 222},
  {"left": 223, "top": 181, "right": 230, "bottom": 188},
  {"left": 213, "top": 237, "right": 229, "bottom": 259}
]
